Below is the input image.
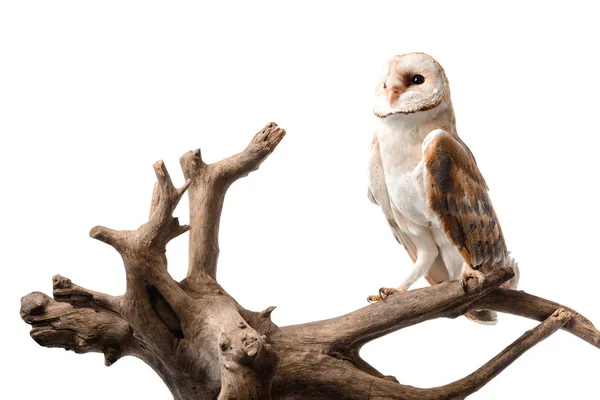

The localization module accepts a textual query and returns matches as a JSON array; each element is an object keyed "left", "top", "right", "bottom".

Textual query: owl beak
[{"left": 387, "top": 86, "right": 404, "bottom": 106}]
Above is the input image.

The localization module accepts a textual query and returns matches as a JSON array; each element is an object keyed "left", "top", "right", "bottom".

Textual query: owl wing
[
  {"left": 422, "top": 129, "right": 507, "bottom": 271},
  {"left": 368, "top": 133, "right": 418, "bottom": 263}
]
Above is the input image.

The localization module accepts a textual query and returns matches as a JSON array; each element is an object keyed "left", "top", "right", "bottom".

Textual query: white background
[{"left": 2, "top": 1, "right": 599, "bottom": 399}]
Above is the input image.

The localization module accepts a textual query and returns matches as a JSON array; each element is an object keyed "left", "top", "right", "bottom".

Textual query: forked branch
[
  {"left": 19, "top": 122, "right": 599, "bottom": 400},
  {"left": 428, "top": 308, "right": 573, "bottom": 399},
  {"left": 143, "top": 160, "right": 191, "bottom": 251},
  {"left": 90, "top": 160, "right": 190, "bottom": 254},
  {"left": 85, "top": 159, "right": 193, "bottom": 354},
  {"left": 473, "top": 288, "right": 600, "bottom": 349},
  {"left": 361, "top": 308, "right": 573, "bottom": 400},
  {"left": 179, "top": 122, "right": 286, "bottom": 282}
]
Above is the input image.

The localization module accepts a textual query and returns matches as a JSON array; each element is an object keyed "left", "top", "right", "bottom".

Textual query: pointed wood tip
[
  {"left": 52, "top": 274, "right": 72, "bottom": 290},
  {"left": 153, "top": 159, "right": 165, "bottom": 170},
  {"left": 262, "top": 306, "right": 277, "bottom": 319},
  {"left": 253, "top": 122, "right": 286, "bottom": 148},
  {"left": 153, "top": 159, "right": 174, "bottom": 189},
  {"left": 179, "top": 148, "right": 205, "bottom": 179},
  {"left": 89, "top": 225, "right": 107, "bottom": 240},
  {"left": 89, "top": 226, "right": 125, "bottom": 251}
]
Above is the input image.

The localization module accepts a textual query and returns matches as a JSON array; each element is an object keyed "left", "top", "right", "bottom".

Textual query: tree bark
[{"left": 20, "top": 122, "right": 600, "bottom": 399}]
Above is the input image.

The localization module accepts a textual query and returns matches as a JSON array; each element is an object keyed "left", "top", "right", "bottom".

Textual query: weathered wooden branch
[
  {"left": 292, "top": 268, "right": 514, "bottom": 352},
  {"left": 180, "top": 122, "right": 285, "bottom": 282},
  {"left": 426, "top": 308, "right": 573, "bottom": 399},
  {"left": 52, "top": 274, "right": 123, "bottom": 313},
  {"left": 20, "top": 122, "right": 599, "bottom": 399},
  {"left": 473, "top": 288, "right": 600, "bottom": 349},
  {"left": 20, "top": 291, "right": 133, "bottom": 366}
]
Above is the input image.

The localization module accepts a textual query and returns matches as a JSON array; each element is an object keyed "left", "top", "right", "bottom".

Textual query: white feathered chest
[{"left": 374, "top": 111, "right": 439, "bottom": 228}]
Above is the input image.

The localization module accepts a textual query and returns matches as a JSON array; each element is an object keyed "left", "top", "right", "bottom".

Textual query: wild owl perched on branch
[{"left": 367, "top": 53, "right": 519, "bottom": 324}]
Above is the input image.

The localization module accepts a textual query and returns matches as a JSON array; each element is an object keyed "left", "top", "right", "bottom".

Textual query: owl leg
[
  {"left": 395, "top": 248, "right": 438, "bottom": 292},
  {"left": 367, "top": 244, "right": 438, "bottom": 302},
  {"left": 459, "top": 262, "right": 486, "bottom": 294}
]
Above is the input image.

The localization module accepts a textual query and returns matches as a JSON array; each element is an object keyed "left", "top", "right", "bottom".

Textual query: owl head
[{"left": 373, "top": 53, "right": 450, "bottom": 118}]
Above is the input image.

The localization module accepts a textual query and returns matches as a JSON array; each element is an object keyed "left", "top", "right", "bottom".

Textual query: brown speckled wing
[{"left": 423, "top": 131, "right": 507, "bottom": 270}]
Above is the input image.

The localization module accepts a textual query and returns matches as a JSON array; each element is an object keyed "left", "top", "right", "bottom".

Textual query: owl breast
[
  {"left": 377, "top": 133, "right": 465, "bottom": 280},
  {"left": 375, "top": 113, "right": 438, "bottom": 229},
  {"left": 384, "top": 165, "right": 431, "bottom": 227}
]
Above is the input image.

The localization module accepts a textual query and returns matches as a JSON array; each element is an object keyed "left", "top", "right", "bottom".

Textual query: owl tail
[
  {"left": 501, "top": 255, "right": 520, "bottom": 289},
  {"left": 465, "top": 310, "right": 498, "bottom": 325}
]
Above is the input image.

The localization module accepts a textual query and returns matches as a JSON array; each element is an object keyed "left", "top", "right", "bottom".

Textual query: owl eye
[{"left": 411, "top": 74, "right": 425, "bottom": 85}]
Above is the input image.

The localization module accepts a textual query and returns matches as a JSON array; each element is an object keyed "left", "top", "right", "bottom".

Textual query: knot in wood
[
  {"left": 241, "top": 333, "right": 261, "bottom": 358},
  {"left": 219, "top": 334, "right": 232, "bottom": 352}
]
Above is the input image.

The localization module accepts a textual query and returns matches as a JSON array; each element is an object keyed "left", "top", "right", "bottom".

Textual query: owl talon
[
  {"left": 366, "top": 294, "right": 382, "bottom": 303},
  {"left": 378, "top": 287, "right": 386, "bottom": 301},
  {"left": 379, "top": 287, "right": 399, "bottom": 301},
  {"left": 459, "top": 264, "right": 487, "bottom": 295},
  {"left": 460, "top": 278, "right": 468, "bottom": 293},
  {"left": 366, "top": 287, "right": 399, "bottom": 303}
]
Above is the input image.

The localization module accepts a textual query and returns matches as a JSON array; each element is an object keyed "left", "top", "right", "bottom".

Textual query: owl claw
[
  {"left": 379, "top": 287, "right": 399, "bottom": 301},
  {"left": 367, "top": 287, "right": 400, "bottom": 303},
  {"left": 459, "top": 264, "right": 487, "bottom": 295},
  {"left": 460, "top": 278, "right": 468, "bottom": 293}
]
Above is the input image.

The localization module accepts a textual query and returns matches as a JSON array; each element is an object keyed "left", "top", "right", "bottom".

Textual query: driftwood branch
[
  {"left": 218, "top": 323, "right": 278, "bottom": 400},
  {"left": 353, "top": 308, "right": 573, "bottom": 400},
  {"left": 473, "top": 288, "right": 600, "bottom": 349},
  {"left": 20, "top": 292, "right": 133, "bottom": 366},
  {"left": 20, "top": 122, "right": 598, "bottom": 399},
  {"left": 180, "top": 122, "right": 286, "bottom": 282},
  {"left": 292, "top": 268, "right": 514, "bottom": 352},
  {"left": 426, "top": 308, "right": 573, "bottom": 399},
  {"left": 52, "top": 274, "right": 122, "bottom": 313}
]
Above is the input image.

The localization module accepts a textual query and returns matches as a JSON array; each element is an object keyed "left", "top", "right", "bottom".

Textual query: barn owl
[{"left": 367, "top": 53, "right": 519, "bottom": 324}]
